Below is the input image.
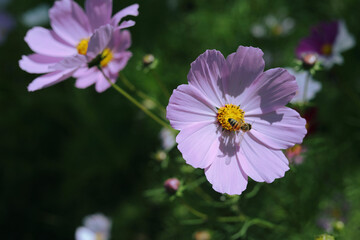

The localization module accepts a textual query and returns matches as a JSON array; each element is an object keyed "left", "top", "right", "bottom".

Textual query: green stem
[
  {"left": 151, "top": 70, "right": 170, "bottom": 98},
  {"left": 98, "top": 67, "right": 173, "bottom": 131},
  {"left": 217, "top": 215, "right": 247, "bottom": 223},
  {"left": 180, "top": 199, "right": 208, "bottom": 220},
  {"left": 119, "top": 72, "right": 166, "bottom": 115}
]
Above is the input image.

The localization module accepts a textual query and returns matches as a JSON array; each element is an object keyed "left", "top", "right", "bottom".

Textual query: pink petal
[
  {"left": 205, "top": 154, "right": 248, "bottom": 195},
  {"left": 118, "top": 20, "right": 135, "bottom": 30},
  {"left": 50, "top": 55, "right": 87, "bottom": 71},
  {"left": 188, "top": 50, "right": 228, "bottom": 107},
  {"left": 85, "top": 0, "right": 112, "bottom": 31},
  {"left": 24, "top": 27, "right": 76, "bottom": 57},
  {"left": 243, "top": 68, "right": 298, "bottom": 115},
  {"left": 87, "top": 24, "right": 113, "bottom": 57},
  {"left": 246, "top": 107, "right": 307, "bottom": 150},
  {"left": 107, "top": 51, "right": 132, "bottom": 74},
  {"left": 166, "top": 84, "right": 217, "bottom": 130},
  {"left": 49, "top": 0, "right": 92, "bottom": 46},
  {"left": 108, "top": 30, "right": 131, "bottom": 52},
  {"left": 19, "top": 54, "right": 63, "bottom": 74},
  {"left": 75, "top": 72, "right": 97, "bottom": 89},
  {"left": 73, "top": 67, "right": 96, "bottom": 78},
  {"left": 111, "top": 3, "right": 139, "bottom": 26},
  {"left": 95, "top": 69, "right": 113, "bottom": 93},
  {"left": 224, "top": 46, "right": 265, "bottom": 103},
  {"left": 27, "top": 69, "right": 76, "bottom": 92},
  {"left": 176, "top": 121, "right": 220, "bottom": 169},
  {"left": 240, "top": 134, "right": 290, "bottom": 183}
]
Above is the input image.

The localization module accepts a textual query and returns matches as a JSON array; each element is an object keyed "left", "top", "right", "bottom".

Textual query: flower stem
[
  {"left": 118, "top": 72, "right": 166, "bottom": 115},
  {"left": 151, "top": 70, "right": 170, "bottom": 98},
  {"left": 180, "top": 199, "right": 208, "bottom": 220},
  {"left": 98, "top": 67, "right": 173, "bottom": 131}
]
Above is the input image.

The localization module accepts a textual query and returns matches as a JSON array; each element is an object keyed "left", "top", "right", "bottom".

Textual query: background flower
[
  {"left": 21, "top": 4, "right": 50, "bottom": 27},
  {"left": 19, "top": 0, "right": 138, "bottom": 91},
  {"left": 296, "top": 20, "right": 355, "bottom": 69},
  {"left": 76, "top": 213, "right": 111, "bottom": 240},
  {"left": 0, "top": 11, "right": 15, "bottom": 45},
  {"left": 286, "top": 68, "right": 322, "bottom": 104}
]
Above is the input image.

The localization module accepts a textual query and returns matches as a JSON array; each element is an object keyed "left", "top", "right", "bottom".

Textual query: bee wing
[{"left": 235, "top": 130, "right": 246, "bottom": 147}]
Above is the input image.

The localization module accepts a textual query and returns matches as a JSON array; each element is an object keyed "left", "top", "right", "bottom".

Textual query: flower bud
[
  {"left": 164, "top": 178, "right": 180, "bottom": 194},
  {"left": 302, "top": 53, "right": 318, "bottom": 68},
  {"left": 143, "top": 54, "right": 155, "bottom": 67},
  {"left": 333, "top": 220, "right": 344, "bottom": 231},
  {"left": 154, "top": 150, "right": 167, "bottom": 162}
]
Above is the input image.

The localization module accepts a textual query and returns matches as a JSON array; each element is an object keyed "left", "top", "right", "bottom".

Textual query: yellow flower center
[
  {"left": 321, "top": 44, "right": 332, "bottom": 56},
  {"left": 100, "top": 48, "right": 113, "bottom": 67},
  {"left": 77, "top": 39, "right": 89, "bottom": 55},
  {"left": 217, "top": 104, "right": 245, "bottom": 131}
]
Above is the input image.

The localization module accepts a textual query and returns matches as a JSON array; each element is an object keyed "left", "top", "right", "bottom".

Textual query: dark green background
[{"left": 1, "top": 0, "right": 360, "bottom": 239}]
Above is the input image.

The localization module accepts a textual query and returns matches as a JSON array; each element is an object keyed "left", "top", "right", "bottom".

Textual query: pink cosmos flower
[
  {"left": 296, "top": 20, "right": 355, "bottom": 69},
  {"left": 166, "top": 46, "right": 307, "bottom": 195},
  {"left": 19, "top": 0, "right": 138, "bottom": 92},
  {"left": 52, "top": 24, "right": 132, "bottom": 92}
]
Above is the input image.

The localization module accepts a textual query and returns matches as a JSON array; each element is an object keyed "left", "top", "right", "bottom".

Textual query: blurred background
[{"left": 1, "top": 0, "right": 360, "bottom": 239}]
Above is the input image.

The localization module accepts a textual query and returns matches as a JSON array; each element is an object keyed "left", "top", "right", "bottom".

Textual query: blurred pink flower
[
  {"left": 296, "top": 20, "right": 355, "bottom": 69},
  {"left": 285, "top": 144, "right": 306, "bottom": 165},
  {"left": 166, "top": 46, "right": 307, "bottom": 195},
  {"left": 19, "top": 0, "right": 138, "bottom": 92}
]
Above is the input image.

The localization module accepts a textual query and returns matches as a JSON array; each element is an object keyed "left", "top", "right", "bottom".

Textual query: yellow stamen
[
  {"left": 76, "top": 39, "right": 89, "bottom": 55},
  {"left": 321, "top": 44, "right": 332, "bottom": 56},
  {"left": 100, "top": 48, "right": 113, "bottom": 67},
  {"left": 217, "top": 104, "right": 245, "bottom": 131}
]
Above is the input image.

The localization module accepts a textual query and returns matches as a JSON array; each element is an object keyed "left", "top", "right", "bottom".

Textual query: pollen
[
  {"left": 217, "top": 104, "right": 245, "bottom": 131},
  {"left": 321, "top": 44, "right": 332, "bottom": 56},
  {"left": 100, "top": 48, "right": 113, "bottom": 67},
  {"left": 77, "top": 39, "right": 89, "bottom": 55}
]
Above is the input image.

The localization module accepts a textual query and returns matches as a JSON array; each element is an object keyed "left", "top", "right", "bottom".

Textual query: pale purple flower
[
  {"left": 53, "top": 24, "right": 132, "bottom": 92},
  {"left": 76, "top": 213, "right": 111, "bottom": 240},
  {"left": 296, "top": 20, "right": 355, "bottom": 69},
  {"left": 286, "top": 68, "right": 322, "bottom": 104},
  {"left": 159, "top": 128, "right": 176, "bottom": 151},
  {"left": 0, "top": 11, "right": 15, "bottom": 44},
  {"left": 19, "top": 0, "right": 138, "bottom": 92},
  {"left": 166, "top": 46, "right": 307, "bottom": 195}
]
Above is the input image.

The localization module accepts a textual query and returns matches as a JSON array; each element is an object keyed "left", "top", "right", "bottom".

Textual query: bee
[
  {"left": 240, "top": 122, "right": 252, "bottom": 132},
  {"left": 228, "top": 118, "right": 252, "bottom": 132},
  {"left": 228, "top": 118, "right": 242, "bottom": 131}
]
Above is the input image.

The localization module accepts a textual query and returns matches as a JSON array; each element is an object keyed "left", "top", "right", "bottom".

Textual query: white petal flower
[
  {"left": 76, "top": 213, "right": 111, "bottom": 240},
  {"left": 286, "top": 68, "right": 321, "bottom": 104}
]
